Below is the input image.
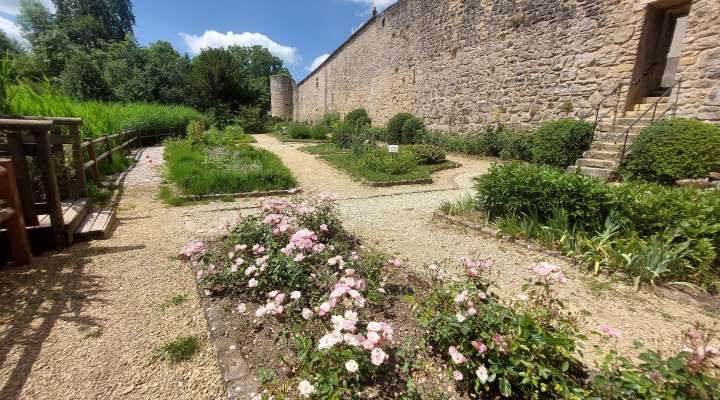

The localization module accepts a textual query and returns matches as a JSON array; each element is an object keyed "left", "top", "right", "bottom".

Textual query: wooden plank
[
  {"left": 0, "top": 116, "right": 82, "bottom": 126},
  {"left": 0, "top": 119, "right": 53, "bottom": 129},
  {"left": 76, "top": 208, "right": 115, "bottom": 241},
  {"left": 86, "top": 141, "right": 100, "bottom": 182},
  {"left": 0, "top": 166, "right": 5, "bottom": 176},
  {"left": 96, "top": 151, "right": 110, "bottom": 162},
  {"left": 0, "top": 207, "right": 14, "bottom": 224}
]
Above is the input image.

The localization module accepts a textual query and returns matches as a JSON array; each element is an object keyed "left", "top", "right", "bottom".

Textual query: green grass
[
  {"left": 157, "top": 185, "right": 186, "bottom": 206},
  {"left": 300, "top": 143, "right": 349, "bottom": 155},
  {"left": 9, "top": 82, "right": 204, "bottom": 138},
  {"left": 164, "top": 140, "right": 297, "bottom": 196},
  {"left": 320, "top": 153, "right": 458, "bottom": 183},
  {"left": 160, "top": 293, "right": 189, "bottom": 310},
  {"left": 87, "top": 183, "right": 113, "bottom": 206},
  {"left": 153, "top": 336, "right": 199, "bottom": 363}
]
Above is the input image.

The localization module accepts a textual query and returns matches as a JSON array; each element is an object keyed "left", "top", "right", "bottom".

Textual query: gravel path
[{"left": 0, "top": 148, "right": 225, "bottom": 400}]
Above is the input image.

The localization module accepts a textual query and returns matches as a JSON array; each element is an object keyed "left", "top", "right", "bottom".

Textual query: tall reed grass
[{"left": 5, "top": 79, "right": 204, "bottom": 138}]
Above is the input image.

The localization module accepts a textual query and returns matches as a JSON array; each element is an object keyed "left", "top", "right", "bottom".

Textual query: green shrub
[
  {"left": 485, "top": 124, "right": 534, "bottom": 161},
  {"left": 344, "top": 108, "right": 371, "bottom": 127},
  {"left": 287, "top": 123, "right": 312, "bottom": 139},
  {"left": 476, "top": 162, "right": 720, "bottom": 290},
  {"left": 309, "top": 125, "right": 329, "bottom": 140},
  {"left": 186, "top": 120, "right": 206, "bottom": 141},
  {"left": 531, "top": 119, "right": 594, "bottom": 168},
  {"left": 233, "top": 105, "right": 267, "bottom": 134},
  {"left": 321, "top": 112, "right": 341, "bottom": 129},
  {"left": 621, "top": 118, "right": 720, "bottom": 185},
  {"left": 386, "top": 113, "right": 413, "bottom": 144},
  {"left": 421, "top": 130, "right": 489, "bottom": 155},
  {"left": 406, "top": 144, "right": 446, "bottom": 164},
  {"left": 360, "top": 147, "right": 417, "bottom": 175},
  {"left": 401, "top": 116, "right": 425, "bottom": 144}
]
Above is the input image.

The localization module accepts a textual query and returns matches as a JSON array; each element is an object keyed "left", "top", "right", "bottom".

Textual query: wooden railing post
[
  {"left": 4, "top": 132, "right": 39, "bottom": 226},
  {"left": 86, "top": 140, "right": 101, "bottom": 183},
  {"left": 70, "top": 124, "right": 88, "bottom": 197},
  {"left": 106, "top": 135, "right": 114, "bottom": 164},
  {"left": 0, "top": 159, "right": 32, "bottom": 266},
  {"left": 32, "top": 126, "right": 65, "bottom": 250}
]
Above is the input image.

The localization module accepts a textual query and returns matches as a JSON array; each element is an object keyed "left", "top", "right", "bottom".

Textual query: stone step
[
  {"left": 626, "top": 105, "right": 669, "bottom": 116},
  {"left": 567, "top": 165, "right": 614, "bottom": 179},
  {"left": 615, "top": 117, "right": 653, "bottom": 127},
  {"left": 590, "top": 141, "right": 625, "bottom": 152},
  {"left": 642, "top": 96, "right": 669, "bottom": 104},
  {"left": 576, "top": 158, "right": 619, "bottom": 169},
  {"left": 594, "top": 132, "right": 638, "bottom": 143},
  {"left": 583, "top": 149, "right": 620, "bottom": 160}
]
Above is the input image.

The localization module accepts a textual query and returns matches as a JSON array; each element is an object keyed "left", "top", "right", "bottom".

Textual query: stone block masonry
[{"left": 276, "top": 0, "right": 719, "bottom": 132}]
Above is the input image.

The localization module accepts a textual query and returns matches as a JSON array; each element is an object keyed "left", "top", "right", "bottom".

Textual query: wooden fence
[
  {"left": 0, "top": 117, "right": 183, "bottom": 251},
  {"left": 0, "top": 159, "right": 31, "bottom": 266}
]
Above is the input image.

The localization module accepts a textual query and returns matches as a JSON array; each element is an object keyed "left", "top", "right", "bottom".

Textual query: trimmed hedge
[
  {"left": 406, "top": 144, "right": 446, "bottom": 164},
  {"left": 531, "top": 119, "right": 594, "bottom": 168},
  {"left": 621, "top": 118, "right": 720, "bottom": 185},
  {"left": 387, "top": 113, "right": 425, "bottom": 144}
]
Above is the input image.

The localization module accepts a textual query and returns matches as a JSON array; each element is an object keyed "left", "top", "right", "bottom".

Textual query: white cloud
[
  {"left": 0, "top": 15, "right": 27, "bottom": 44},
  {"left": 180, "top": 30, "right": 300, "bottom": 64},
  {"left": 0, "top": 0, "right": 55, "bottom": 15},
  {"left": 347, "top": 0, "right": 398, "bottom": 12},
  {"left": 306, "top": 54, "right": 329, "bottom": 71}
]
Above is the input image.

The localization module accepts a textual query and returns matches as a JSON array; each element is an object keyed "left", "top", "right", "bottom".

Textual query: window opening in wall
[
  {"left": 316, "top": 77, "right": 319, "bottom": 88},
  {"left": 382, "top": 18, "right": 386, "bottom": 27}
]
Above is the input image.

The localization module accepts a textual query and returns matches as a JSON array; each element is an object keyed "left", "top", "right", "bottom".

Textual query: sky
[{"left": 0, "top": 0, "right": 398, "bottom": 81}]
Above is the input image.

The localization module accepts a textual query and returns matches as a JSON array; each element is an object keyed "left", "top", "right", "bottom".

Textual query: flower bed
[
  {"left": 182, "top": 195, "right": 719, "bottom": 400},
  {"left": 163, "top": 138, "right": 297, "bottom": 197}
]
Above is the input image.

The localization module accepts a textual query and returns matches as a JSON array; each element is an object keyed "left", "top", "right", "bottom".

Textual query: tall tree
[
  {"left": 54, "top": 0, "right": 135, "bottom": 47},
  {"left": 17, "top": 0, "right": 71, "bottom": 78}
]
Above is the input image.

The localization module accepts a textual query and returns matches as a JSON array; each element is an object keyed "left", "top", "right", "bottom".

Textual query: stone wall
[
  {"left": 291, "top": 0, "right": 719, "bottom": 131},
  {"left": 270, "top": 75, "right": 295, "bottom": 120}
]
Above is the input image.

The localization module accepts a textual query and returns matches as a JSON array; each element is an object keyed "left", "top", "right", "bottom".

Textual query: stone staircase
[{"left": 568, "top": 91, "right": 670, "bottom": 179}]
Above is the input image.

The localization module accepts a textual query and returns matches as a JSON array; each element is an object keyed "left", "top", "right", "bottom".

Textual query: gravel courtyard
[{"left": 0, "top": 135, "right": 717, "bottom": 399}]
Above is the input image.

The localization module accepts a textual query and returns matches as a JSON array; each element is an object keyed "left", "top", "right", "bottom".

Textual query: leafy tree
[
  {"left": 0, "top": 31, "right": 24, "bottom": 57},
  {"left": 17, "top": 0, "right": 70, "bottom": 78},
  {"left": 60, "top": 50, "right": 112, "bottom": 100},
  {"left": 54, "top": 0, "right": 135, "bottom": 47}
]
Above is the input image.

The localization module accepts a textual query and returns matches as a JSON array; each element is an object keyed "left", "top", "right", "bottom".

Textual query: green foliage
[
  {"left": 87, "top": 183, "right": 112, "bottom": 206},
  {"left": 9, "top": 82, "right": 204, "bottom": 138},
  {"left": 233, "top": 105, "right": 267, "bottom": 134},
  {"left": 531, "top": 119, "right": 594, "bottom": 168},
  {"left": 60, "top": 50, "right": 113, "bottom": 100},
  {"left": 387, "top": 113, "right": 413, "bottom": 144},
  {"left": 321, "top": 112, "right": 341, "bottom": 129},
  {"left": 344, "top": 108, "right": 371, "bottom": 127},
  {"left": 417, "top": 262, "right": 587, "bottom": 399},
  {"left": 401, "top": 116, "right": 425, "bottom": 144},
  {"left": 98, "top": 150, "right": 130, "bottom": 176},
  {"left": 163, "top": 139, "right": 296, "bottom": 196},
  {"left": 287, "top": 123, "right": 311, "bottom": 139},
  {"left": 483, "top": 125, "right": 532, "bottom": 160},
  {"left": 153, "top": 336, "right": 199, "bottom": 363},
  {"left": 309, "top": 125, "right": 330, "bottom": 140},
  {"left": 406, "top": 144, "right": 446, "bottom": 164},
  {"left": 476, "top": 163, "right": 720, "bottom": 290},
  {"left": 360, "top": 147, "right": 418, "bottom": 175},
  {"left": 420, "top": 130, "right": 489, "bottom": 155},
  {"left": 590, "top": 324, "right": 720, "bottom": 400},
  {"left": 621, "top": 118, "right": 720, "bottom": 185}
]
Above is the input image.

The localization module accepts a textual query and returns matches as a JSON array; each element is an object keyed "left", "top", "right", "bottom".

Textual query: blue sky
[{"left": 0, "top": 0, "right": 398, "bottom": 81}]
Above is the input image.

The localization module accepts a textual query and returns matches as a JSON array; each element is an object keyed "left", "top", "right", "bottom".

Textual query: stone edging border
[
  {"left": 179, "top": 187, "right": 303, "bottom": 201},
  {"left": 365, "top": 161, "right": 462, "bottom": 187},
  {"left": 432, "top": 211, "right": 567, "bottom": 259},
  {"left": 191, "top": 264, "right": 259, "bottom": 400}
]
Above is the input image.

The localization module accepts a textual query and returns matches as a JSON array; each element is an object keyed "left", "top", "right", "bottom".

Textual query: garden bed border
[
  {"left": 178, "top": 187, "right": 303, "bottom": 201},
  {"left": 190, "top": 262, "right": 259, "bottom": 400},
  {"left": 317, "top": 156, "right": 462, "bottom": 187}
]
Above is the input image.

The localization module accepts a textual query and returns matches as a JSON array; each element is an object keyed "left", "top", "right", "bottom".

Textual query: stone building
[
  {"left": 270, "top": 0, "right": 718, "bottom": 176},
  {"left": 271, "top": 0, "right": 719, "bottom": 130}
]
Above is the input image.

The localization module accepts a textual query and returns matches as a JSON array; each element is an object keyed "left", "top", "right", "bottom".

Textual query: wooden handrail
[
  {"left": 0, "top": 119, "right": 54, "bottom": 129},
  {"left": 0, "top": 115, "right": 83, "bottom": 126}
]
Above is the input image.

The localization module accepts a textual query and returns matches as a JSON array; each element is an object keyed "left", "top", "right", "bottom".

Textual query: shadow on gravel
[{"left": 0, "top": 243, "right": 144, "bottom": 399}]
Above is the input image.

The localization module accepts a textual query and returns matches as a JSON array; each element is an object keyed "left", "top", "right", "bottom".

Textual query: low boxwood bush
[
  {"left": 421, "top": 130, "right": 489, "bottom": 155},
  {"left": 309, "top": 125, "right": 329, "bottom": 140},
  {"left": 344, "top": 108, "right": 371, "bottom": 128},
  {"left": 531, "top": 119, "right": 594, "bottom": 168},
  {"left": 406, "top": 144, "right": 446, "bottom": 164},
  {"left": 621, "top": 118, "right": 720, "bottom": 185}
]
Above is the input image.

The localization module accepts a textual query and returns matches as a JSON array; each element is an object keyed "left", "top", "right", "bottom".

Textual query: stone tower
[{"left": 270, "top": 75, "right": 295, "bottom": 120}]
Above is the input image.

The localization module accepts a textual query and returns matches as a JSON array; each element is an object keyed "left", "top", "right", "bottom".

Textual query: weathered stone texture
[
  {"left": 291, "top": 0, "right": 719, "bottom": 131},
  {"left": 270, "top": 75, "right": 295, "bottom": 120}
]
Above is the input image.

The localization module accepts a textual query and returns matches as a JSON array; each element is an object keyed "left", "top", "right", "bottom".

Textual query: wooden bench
[{"left": 0, "top": 159, "right": 32, "bottom": 266}]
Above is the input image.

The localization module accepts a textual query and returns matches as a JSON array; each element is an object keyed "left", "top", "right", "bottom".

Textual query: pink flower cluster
[
  {"left": 281, "top": 229, "right": 325, "bottom": 258},
  {"left": 597, "top": 323, "right": 621, "bottom": 338},
  {"left": 255, "top": 290, "right": 287, "bottom": 317},
  {"left": 454, "top": 289, "right": 484, "bottom": 322},
  {"left": 317, "top": 275, "right": 367, "bottom": 315},
  {"left": 460, "top": 257, "right": 493, "bottom": 277},
  {"left": 180, "top": 240, "right": 205, "bottom": 259},
  {"left": 261, "top": 199, "right": 291, "bottom": 213},
  {"left": 530, "top": 262, "right": 567, "bottom": 284},
  {"left": 263, "top": 213, "right": 293, "bottom": 235}
]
